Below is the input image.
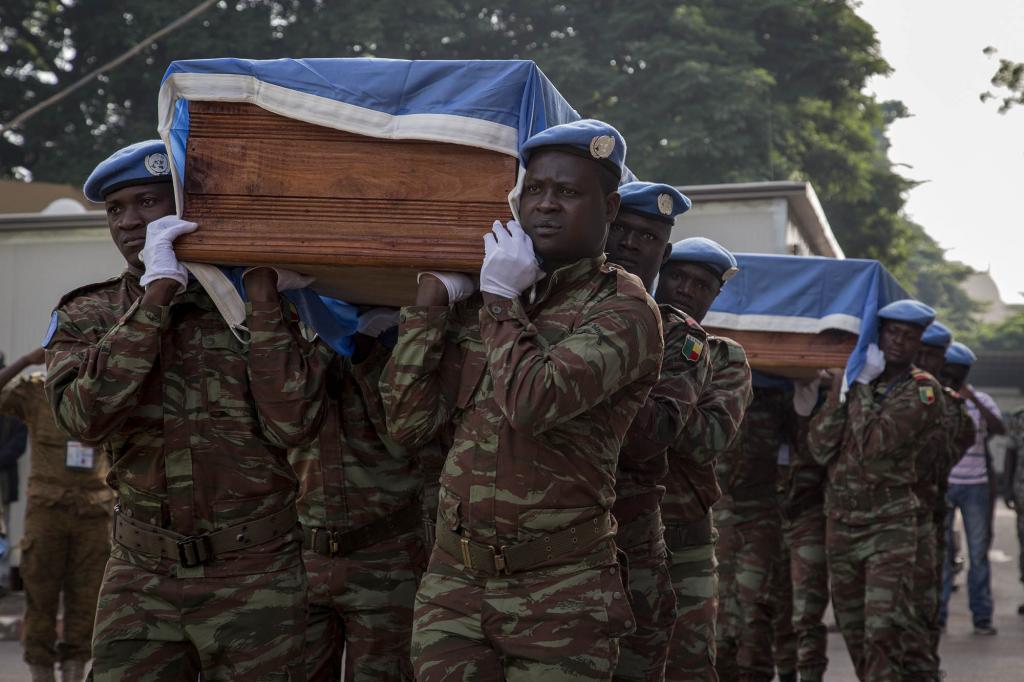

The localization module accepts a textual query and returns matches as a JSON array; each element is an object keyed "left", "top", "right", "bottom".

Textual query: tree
[
  {"left": 981, "top": 46, "right": 1024, "bottom": 113},
  {"left": 0, "top": 0, "right": 963, "bottom": 300}
]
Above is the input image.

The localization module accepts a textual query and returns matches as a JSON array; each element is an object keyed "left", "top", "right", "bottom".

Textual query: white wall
[{"left": 670, "top": 198, "right": 789, "bottom": 254}]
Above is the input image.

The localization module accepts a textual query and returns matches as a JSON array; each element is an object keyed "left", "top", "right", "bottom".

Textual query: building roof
[
  {"left": 0, "top": 180, "right": 99, "bottom": 214},
  {"left": 678, "top": 181, "right": 844, "bottom": 258}
]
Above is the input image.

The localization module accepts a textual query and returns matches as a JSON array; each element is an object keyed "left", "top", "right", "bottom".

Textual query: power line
[{"left": 0, "top": 0, "right": 218, "bottom": 134}]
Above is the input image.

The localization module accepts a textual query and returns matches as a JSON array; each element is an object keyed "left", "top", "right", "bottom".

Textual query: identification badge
[
  {"left": 682, "top": 335, "right": 704, "bottom": 362},
  {"left": 65, "top": 441, "right": 95, "bottom": 470},
  {"left": 918, "top": 385, "right": 936, "bottom": 405}
]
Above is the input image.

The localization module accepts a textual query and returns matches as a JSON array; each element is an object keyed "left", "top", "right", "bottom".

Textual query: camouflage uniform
[
  {"left": 613, "top": 306, "right": 713, "bottom": 682},
  {"left": 0, "top": 374, "right": 113, "bottom": 669},
  {"left": 779, "top": 425, "right": 829, "bottom": 682},
  {"left": 769, "top": 530, "right": 797, "bottom": 681},
  {"left": 1009, "top": 409, "right": 1024, "bottom": 589},
  {"left": 290, "top": 346, "right": 438, "bottom": 681},
  {"left": 903, "top": 380, "right": 973, "bottom": 680},
  {"left": 809, "top": 368, "right": 942, "bottom": 682},
  {"left": 713, "top": 388, "right": 790, "bottom": 682},
  {"left": 664, "top": 336, "right": 752, "bottom": 682},
  {"left": 382, "top": 256, "right": 663, "bottom": 681},
  {"left": 45, "top": 272, "right": 325, "bottom": 681}
]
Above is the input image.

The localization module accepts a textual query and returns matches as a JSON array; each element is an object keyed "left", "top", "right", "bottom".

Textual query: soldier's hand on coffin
[
  {"left": 357, "top": 307, "right": 400, "bottom": 338},
  {"left": 855, "top": 343, "right": 886, "bottom": 385},
  {"left": 479, "top": 220, "right": 545, "bottom": 298},
  {"left": 417, "top": 272, "right": 476, "bottom": 306},
  {"left": 138, "top": 215, "right": 198, "bottom": 289},
  {"left": 793, "top": 378, "right": 821, "bottom": 416}
]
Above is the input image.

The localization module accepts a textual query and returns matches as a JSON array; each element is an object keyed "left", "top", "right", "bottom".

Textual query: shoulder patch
[
  {"left": 681, "top": 334, "right": 705, "bottom": 362},
  {"left": 918, "top": 384, "right": 936, "bottom": 405},
  {"left": 41, "top": 310, "right": 58, "bottom": 348}
]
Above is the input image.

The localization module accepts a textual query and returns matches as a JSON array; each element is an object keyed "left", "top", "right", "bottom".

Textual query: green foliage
[
  {"left": 0, "top": 0, "right": 977, "bottom": 325},
  {"left": 981, "top": 46, "right": 1024, "bottom": 113},
  {"left": 959, "top": 311, "right": 1024, "bottom": 352}
]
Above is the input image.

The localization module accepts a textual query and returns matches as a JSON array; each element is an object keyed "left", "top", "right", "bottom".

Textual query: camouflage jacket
[
  {"left": 382, "top": 256, "right": 663, "bottom": 550},
  {"left": 660, "top": 335, "right": 752, "bottom": 528},
  {"left": 914, "top": 385, "right": 975, "bottom": 512},
  {"left": 808, "top": 367, "right": 943, "bottom": 524},
  {"left": 45, "top": 272, "right": 325, "bottom": 577},
  {"left": 0, "top": 372, "right": 113, "bottom": 515},
  {"left": 714, "top": 386, "right": 792, "bottom": 526},
  {"left": 290, "top": 344, "right": 443, "bottom": 532},
  {"left": 780, "top": 412, "right": 826, "bottom": 519},
  {"left": 613, "top": 305, "right": 713, "bottom": 523},
  {"left": 1009, "top": 408, "right": 1024, "bottom": 498}
]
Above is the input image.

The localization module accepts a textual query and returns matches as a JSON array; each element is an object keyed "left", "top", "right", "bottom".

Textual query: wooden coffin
[
  {"left": 173, "top": 101, "right": 518, "bottom": 306},
  {"left": 702, "top": 327, "right": 857, "bottom": 379}
]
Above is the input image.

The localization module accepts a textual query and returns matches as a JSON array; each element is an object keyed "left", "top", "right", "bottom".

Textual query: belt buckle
[
  {"left": 177, "top": 534, "right": 214, "bottom": 568},
  {"left": 460, "top": 535, "right": 473, "bottom": 569},
  {"left": 493, "top": 546, "right": 510, "bottom": 575},
  {"left": 329, "top": 530, "right": 341, "bottom": 557}
]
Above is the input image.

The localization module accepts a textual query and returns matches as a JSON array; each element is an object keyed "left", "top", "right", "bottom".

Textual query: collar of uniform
[{"left": 532, "top": 254, "right": 606, "bottom": 305}]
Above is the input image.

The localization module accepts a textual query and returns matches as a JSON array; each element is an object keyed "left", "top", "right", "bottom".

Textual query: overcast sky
[{"left": 857, "top": 0, "right": 1024, "bottom": 304}]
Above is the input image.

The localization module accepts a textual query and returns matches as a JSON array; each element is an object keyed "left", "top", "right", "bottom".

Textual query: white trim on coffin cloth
[
  {"left": 701, "top": 311, "right": 862, "bottom": 336},
  {"left": 157, "top": 71, "right": 522, "bottom": 213}
]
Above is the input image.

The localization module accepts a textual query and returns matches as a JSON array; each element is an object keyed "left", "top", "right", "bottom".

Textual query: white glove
[
  {"left": 243, "top": 267, "right": 315, "bottom": 292},
  {"left": 855, "top": 343, "right": 886, "bottom": 385},
  {"left": 479, "top": 220, "right": 545, "bottom": 298},
  {"left": 139, "top": 216, "right": 198, "bottom": 289},
  {"left": 793, "top": 378, "right": 821, "bottom": 416},
  {"left": 418, "top": 271, "right": 476, "bottom": 304},
  {"left": 357, "top": 307, "right": 400, "bottom": 337}
]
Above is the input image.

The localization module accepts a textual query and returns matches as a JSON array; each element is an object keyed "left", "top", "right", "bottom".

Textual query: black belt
[
  {"left": 114, "top": 505, "right": 297, "bottom": 568},
  {"left": 725, "top": 481, "right": 778, "bottom": 503},
  {"left": 664, "top": 513, "right": 713, "bottom": 549},
  {"left": 302, "top": 501, "right": 420, "bottom": 558},
  {"left": 435, "top": 512, "right": 615, "bottom": 576}
]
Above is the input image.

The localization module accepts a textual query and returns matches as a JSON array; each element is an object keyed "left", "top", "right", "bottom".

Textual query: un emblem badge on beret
[
  {"left": 657, "top": 193, "right": 673, "bottom": 216},
  {"left": 589, "top": 135, "right": 615, "bottom": 159},
  {"left": 144, "top": 153, "right": 170, "bottom": 176}
]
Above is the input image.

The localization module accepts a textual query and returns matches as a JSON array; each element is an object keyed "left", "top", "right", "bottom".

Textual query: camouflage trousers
[
  {"left": 302, "top": 530, "right": 426, "bottom": 681},
  {"left": 902, "top": 513, "right": 939, "bottom": 681},
  {"left": 769, "top": 531, "right": 796, "bottom": 679},
  {"left": 715, "top": 517, "right": 782, "bottom": 682},
  {"left": 91, "top": 557, "right": 307, "bottom": 681},
  {"left": 827, "top": 515, "right": 916, "bottom": 682},
  {"left": 781, "top": 506, "right": 828, "bottom": 681},
  {"left": 411, "top": 543, "right": 633, "bottom": 681},
  {"left": 930, "top": 509, "right": 946, "bottom": 660},
  {"left": 664, "top": 539, "right": 718, "bottom": 682},
  {"left": 20, "top": 502, "right": 110, "bottom": 666},
  {"left": 613, "top": 532, "right": 677, "bottom": 682}
]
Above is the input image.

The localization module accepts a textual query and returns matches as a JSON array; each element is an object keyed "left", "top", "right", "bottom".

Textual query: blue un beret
[
  {"left": 83, "top": 140, "right": 172, "bottom": 203},
  {"left": 921, "top": 322, "right": 953, "bottom": 349},
  {"left": 618, "top": 181, "right": 691, "bottom": 224},
  {"left": 877, "top": 300, "right": 936, "bottom": 328},
  {"left": 519, "top": 119, "right": 627, "bottom": 180},
  {"left": 667, "top": 237, "right": 739, "bottom": 282},
  {"left": 945, "top": 341, "right": 977, "bottom": 367}
]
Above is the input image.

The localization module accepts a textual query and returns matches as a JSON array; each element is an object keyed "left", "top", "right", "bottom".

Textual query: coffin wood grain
[
  {"left": 703, "top": 328, "right": 857, "bottom": 378},
  {"left": 174, "top": 101, "right": 517, "bottom": 305}
]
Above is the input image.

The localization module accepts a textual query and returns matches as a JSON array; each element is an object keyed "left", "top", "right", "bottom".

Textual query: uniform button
[
  {"left": 624, "top": 620, "right": 633, "bottom": 629},
  {"left": 125, "top": 509, "right": 134, "bottom": 517},
  {"left": 490, "top": 305, "right": 503, "bottom": 314},
  {"left": 150, "top": 517, "right": 158, "bottom": 525},
  {"left": 608, "top": 567, "right": 617, "bottom": 575},
  {"left": 613, "top": 591, "right": 622, "bottom": 599}
]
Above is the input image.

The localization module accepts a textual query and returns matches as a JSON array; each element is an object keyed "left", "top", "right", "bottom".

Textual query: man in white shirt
[{"left": 938, "top": 342, "right": 1006, "bottom": 635}]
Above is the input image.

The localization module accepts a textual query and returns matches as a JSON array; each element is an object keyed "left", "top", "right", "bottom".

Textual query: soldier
[
  {"left": 654, "top": 238, "right": 753, "bottom": 682},
  {"left": 291, "top": 316, "right": 440, "bottom": 681},
  {"left": 713, "top": 384, "right": 792, "bottom": 682},
  {"left": 382, "top": 119, "right": 664, "bottom": 680},
  {"left": 909, "top": 322, "right": 973, "bottom": 674},
  {"left": 0, "top": 348, "right": 113, "bottom": 682},
  {"left": 604, "top": 182, "right": 714, "bottom": 681},
  {"left": 45, "top": 140, "right": 326, "bottom": 680},
  {"left": 1004, "top": 407, "right": 1024, "bottom": 615},
  {"left": 779, "top": 381, "right": 830, "bottom": 682},
  {"left": 808, "top": 299, "right": 942, "bottom": 681},
  {"left": 938, "top": 342, "right": 1004, "bottom": 636}
]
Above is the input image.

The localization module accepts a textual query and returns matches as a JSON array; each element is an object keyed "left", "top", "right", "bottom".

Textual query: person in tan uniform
[{"left": 0, "top": 347, "right": 113, "bottom": 682}]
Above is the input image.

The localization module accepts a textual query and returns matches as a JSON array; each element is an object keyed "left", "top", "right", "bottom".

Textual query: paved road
[{"left": 0, "top": 505, "right": 1021, "bottom": 680}]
